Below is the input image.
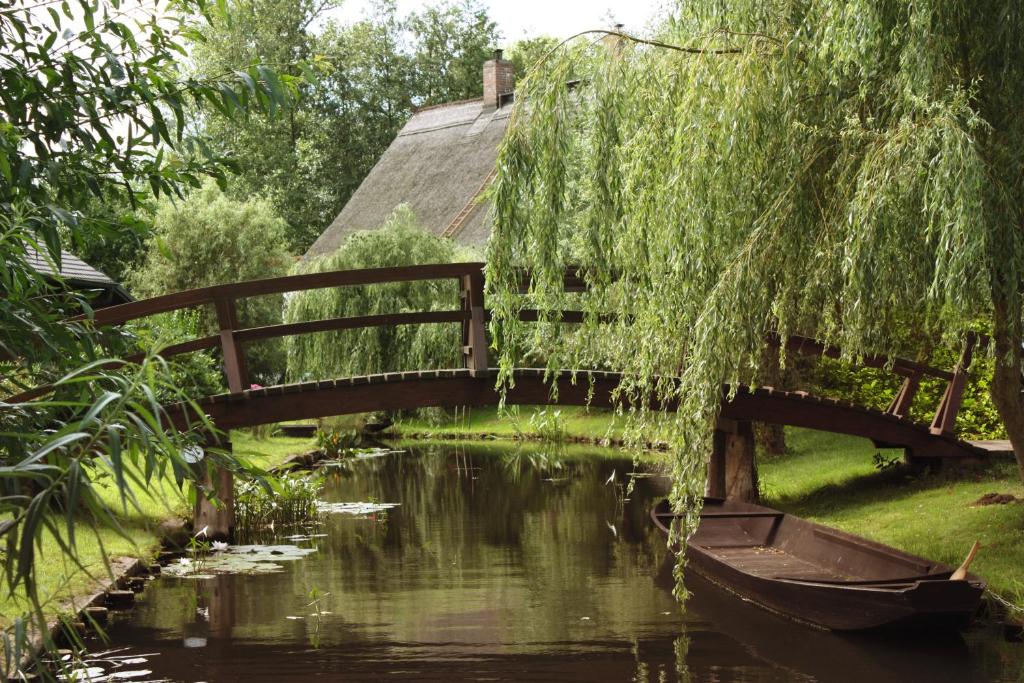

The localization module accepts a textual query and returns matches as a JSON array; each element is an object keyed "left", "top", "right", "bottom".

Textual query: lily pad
[
  {"left": 314, "top": 501, "right": 399, "bottom": 515},
  {"left": 163, "top": 544, "right": 316, "bottom": 577}
]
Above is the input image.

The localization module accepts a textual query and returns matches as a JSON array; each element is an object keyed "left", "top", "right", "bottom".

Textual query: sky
[{"left": 330, "top": 0, "right": 672, "bottom": 43}]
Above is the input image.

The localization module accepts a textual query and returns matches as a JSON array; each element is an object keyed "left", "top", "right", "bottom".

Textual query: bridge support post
[
  {"left": 193, "top": 437, "right": 234, "bottom": 542},
  {"left": 708, "top": 420, "right": 758, "bottom": 503},
  {"left": 460, "top": 270, "right": 488, "bottom": 375}
]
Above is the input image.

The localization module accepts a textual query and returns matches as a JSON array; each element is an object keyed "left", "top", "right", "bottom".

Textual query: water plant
[
  {"left": 316, "top": 428, "right": 362, "bottom": 459},
  {"left": 306, "top": 586, "right": 330, "bottom": 649},
  {"left": 529, "top": 408, "right": 567, "bottom": 443},
  {"left": 234, "top": 472, "right": 324, "bottom": 540}
]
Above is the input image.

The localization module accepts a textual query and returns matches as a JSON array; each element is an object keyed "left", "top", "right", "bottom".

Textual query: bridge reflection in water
[{"left": 88, "top": 444, "right": 1017, "bottom": 682}]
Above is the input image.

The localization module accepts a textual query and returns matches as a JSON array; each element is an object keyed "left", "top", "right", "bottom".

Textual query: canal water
[{"left": 88, "top": 443, "right": 1022, "bottom": 682}]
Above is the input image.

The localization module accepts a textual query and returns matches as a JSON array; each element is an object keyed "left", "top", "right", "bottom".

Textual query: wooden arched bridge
[
  {"left": 22, "top": 261, "right": 978, "bottom": 456},
  {"left": 8, "top": 262, "right": 986, "bottom": 534}
]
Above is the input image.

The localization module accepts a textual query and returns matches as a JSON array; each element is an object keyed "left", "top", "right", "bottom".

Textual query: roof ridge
[{"left": 412, "top": 96, "right": 484, "bottom": 114}]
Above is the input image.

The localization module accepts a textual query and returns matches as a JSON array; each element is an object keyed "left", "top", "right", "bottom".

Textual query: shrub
[
  {"left": 129, "top": 181, "right": 293, "bottom": 384},
  {"left": 284, "top": 205, "right": 473, "bottom": 380}
]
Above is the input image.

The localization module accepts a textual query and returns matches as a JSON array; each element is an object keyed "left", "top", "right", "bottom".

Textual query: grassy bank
[
  {"left": 388, "top": 405, "right": 627, "bottom": 442},
  {"left": 0, "top": 470, "right": 188, "bottom": 628},
  {"left": 232, "top": 430, "right": 317, "bottom": 469},
  {"left": 759, "top": 430, "right": 1024, "bottom": 605}
]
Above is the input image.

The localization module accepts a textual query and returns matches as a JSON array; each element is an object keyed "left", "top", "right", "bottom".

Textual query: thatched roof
[{"left": 304, "top": 97, "right": 511, "bottom": 260}]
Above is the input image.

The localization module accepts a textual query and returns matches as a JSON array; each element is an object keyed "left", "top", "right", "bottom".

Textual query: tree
[
  {"left": 486, "top": 0, "right": 1024, "bottom": 530},
  {"left": 407, "top": 0, "right": 500, "bottom": 107},
  {"left": 285, "top": 205, "right": 468, "bottom": 380},
  {"left": 0, "top": 0, "right": 294, "bottom": 656},
  {"left": 130, "top": 182, "right": 293, "bottom": 383},
  {"left": 189, "top": 0, "right": 344, "bottom": 251},
  {"left": 506, "top": 35, "right": 560, "bottom": 80}
]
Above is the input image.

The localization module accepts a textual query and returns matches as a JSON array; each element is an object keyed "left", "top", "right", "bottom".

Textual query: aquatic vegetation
[
  {"left": 234, "top": 472, "right": 324, "bottom": 537},
  {"left": 163, "top": 545, "right": 317, "bottom": 578},
  {"left": 528, "top": 408, "right": 567, "bottom": 443},
  {"left": 314, "top": 501, "right": 399, "bottom": 516},
  {"left": 50, "top": 647, "right": 156, "bottom": 683},
  {"left": 316, "top": 427, "right": 362, "bottom": 458}
]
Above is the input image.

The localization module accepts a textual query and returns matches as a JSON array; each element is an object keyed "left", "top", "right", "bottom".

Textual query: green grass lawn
[
  {"left": 760, "top": 429, "right": 1024, "bottom": 606},
  {"left": 0, "top": 466, "right": 188, "bottom": 628},
  {"left": 231, "top": 429, "right": 318, "bottom": 469}
]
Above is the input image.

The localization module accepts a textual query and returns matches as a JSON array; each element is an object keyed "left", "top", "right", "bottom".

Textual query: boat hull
[{"left": 653, "top": 499, "right": 985, "bottom": 631}]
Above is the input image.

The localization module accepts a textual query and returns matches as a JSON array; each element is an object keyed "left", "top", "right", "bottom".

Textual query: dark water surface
[{"left": 92, "top": 443, "right": 1022, "bottom": 682}]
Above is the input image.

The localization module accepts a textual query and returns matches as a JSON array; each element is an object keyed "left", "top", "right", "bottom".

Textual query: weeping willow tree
[
  {"left": 285, "top": 205, "right": 472, "bottom": 379},
  {"left": 486, "top": 0, "right": 1024, "bottom": 538}
]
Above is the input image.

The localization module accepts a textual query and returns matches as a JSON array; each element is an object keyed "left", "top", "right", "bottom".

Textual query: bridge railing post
[
  {"left": 886, "top": 369, "right": 923, "bottom": 419},
  {"left": 214, "top": 294, "right": 249, "bottom": 393},
  {"left": 460, "top": 269, "right": 488, "bottom": 375},
  {"left": 929, "top": 333, "right": 976, "bottom": 437}
]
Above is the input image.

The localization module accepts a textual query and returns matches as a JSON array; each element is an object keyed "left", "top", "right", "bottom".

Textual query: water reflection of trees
[{"left": 217, "top": 443, "right": 681, "bottom": 651}]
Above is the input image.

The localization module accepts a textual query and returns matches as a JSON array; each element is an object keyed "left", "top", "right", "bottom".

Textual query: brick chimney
[{"left": 482, "top": 48, "right": 514, "bottom": 110}]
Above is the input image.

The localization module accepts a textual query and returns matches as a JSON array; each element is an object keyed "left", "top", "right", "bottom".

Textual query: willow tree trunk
[{"left": 990, "top": 297, "right": 1024, "bottom": 483}]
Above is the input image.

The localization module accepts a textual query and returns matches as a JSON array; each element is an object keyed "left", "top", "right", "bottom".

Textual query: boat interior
[{"left": 655, "top": 499, "right": 952, "bottom": 588}]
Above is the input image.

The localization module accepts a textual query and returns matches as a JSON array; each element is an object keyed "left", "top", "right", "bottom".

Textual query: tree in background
[
  {"left": 407, "top": 0, "right": 499, "bottom": 106},
  {"left": 130, "top": 182, "right": 293, "bottom": 383},
  {"left": 506, "top": 35, "right": 560, "bottom": 80},
  {"left": 486, "top": 0, "right": 1024, "bottom": 528},
  {"left": 68, "top": 194, "right": 155, "bottom": 284},
  {"left": 285, "top": 205, "right": 468, "bottom": 380},
  {"left": 191, "top": 0, "right": 501, "bottom": 253}
]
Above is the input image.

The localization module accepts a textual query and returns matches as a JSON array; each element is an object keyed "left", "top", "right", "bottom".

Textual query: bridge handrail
[{"left": 84, "top": 262, "right": 487, "bottom": 327}]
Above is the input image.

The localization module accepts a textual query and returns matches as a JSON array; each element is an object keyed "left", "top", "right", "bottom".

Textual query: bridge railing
[
  {"left": 82, "top": 262, "right": 490, "bottom": 393},
  {"left": 775, "top": 333, "right": 977, "bottom": 436},
  {"left": 8, "top": 262, "right": 976, "bottom": 437}
]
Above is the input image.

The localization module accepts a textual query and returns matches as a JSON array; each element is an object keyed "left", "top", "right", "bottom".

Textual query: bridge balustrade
[{"left": 7, "top": 263, "right": 976, "bottom": 440}]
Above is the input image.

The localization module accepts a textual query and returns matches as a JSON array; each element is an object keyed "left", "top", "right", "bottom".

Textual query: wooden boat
[{"left": 651, "top": 498, "right": 986, "bottom": 631}]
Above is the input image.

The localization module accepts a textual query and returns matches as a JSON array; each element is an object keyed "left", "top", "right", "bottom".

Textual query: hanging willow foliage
[
  {"left": 486, "top": 0, "right": 1024, "bottom": 546},
  {"left": 284, "top": 206, "right": 473, "bottom": 380}
]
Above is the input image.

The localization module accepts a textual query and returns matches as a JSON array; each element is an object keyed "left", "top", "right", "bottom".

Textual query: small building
[
  {"left": 25, "top": 247, "right": 132, "bottom": 307},
  {"left": 304, "top": 51, "right": 516, "bottom": 260}
]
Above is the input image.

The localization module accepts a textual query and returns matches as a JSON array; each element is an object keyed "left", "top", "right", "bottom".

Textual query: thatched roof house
[{"left": 304, "top": 51, "right": 516, "bottom": 260}]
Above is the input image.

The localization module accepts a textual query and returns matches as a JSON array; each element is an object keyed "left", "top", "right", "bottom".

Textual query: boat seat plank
[{"left": 706, "top": 546, "right": 851, "bottom": 582}]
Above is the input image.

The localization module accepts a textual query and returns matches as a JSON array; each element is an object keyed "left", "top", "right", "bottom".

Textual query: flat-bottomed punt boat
[{"left": 652, "top": 498, "right": 985, "bottom": 631}]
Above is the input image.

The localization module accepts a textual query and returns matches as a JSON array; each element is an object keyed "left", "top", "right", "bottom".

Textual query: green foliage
[
  {"left": 487, "top": 0, "right": 1024, "bottom": 538},
  {"left": 191, "top": 0, "right": 501, "bottom": 251},
  {"left": 0, "top": 0, "right": 294, "bottom": 653},
  {"left": 67, "top": 194, "right": 156, "bottom": 284},
  {"left": 506, "top": 36, "right": 560, "bottom": 80},
  {"left": 528, "top": 408, "right": 567, "bottom": 443},
  {"left": 316, "top": 428, "right": 362, "bottom": 458},
  {"left": 284, "top": 205, "right": 468, "bottom": 380},
  {"left": 407, "top": 0, "right": 500, "bottom": 106},
  {"left": 814, "top": 355, "right": 1006, "bottom": 441},
  {"left": 130, "top": 181, "right": 293, "bottom": 383},
  {"left": 235, "top": 472, "right": 323, "bottom": 539}
]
